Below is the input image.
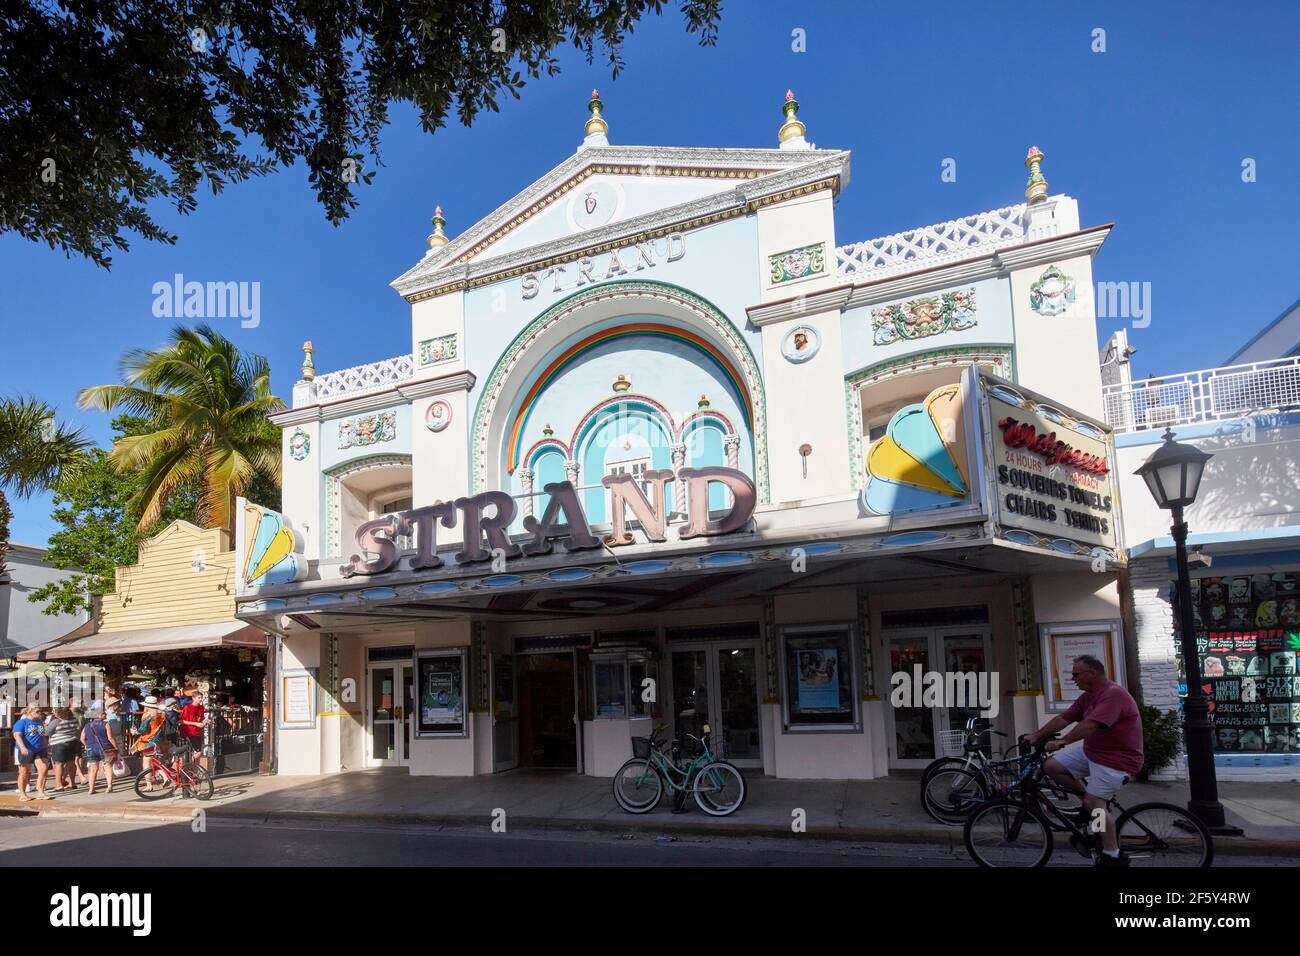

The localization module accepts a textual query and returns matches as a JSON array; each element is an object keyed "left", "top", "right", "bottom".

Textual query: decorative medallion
[
  {"left": 769, "top": 242, "right": 826, "bottom": 285},
  {"left": 1029, "top": 265, "right": 1077, "bottom": 316},
  {"left": 288, "top": 428, "right": 311, "bottom": 461},
  {"left": 781, "top": 325, "right": 821, "bottom": 363},
  {"left": 419, "top": 333, "right": 458, "bottom": 367},
  {"left": 568, "top": 178, "right": 621, "bottom": 231},
  {"left": 426, "top": 401, "right": 452, "bottom": 433},
  {"left": 338, "top": 412, "right": 396, "bottom": 449},
  {"left": 871, "top": 288, "right": 977, "bottom": 346},
  {"left": 612, "top": 373, "right": 632, "bottom": 393}
]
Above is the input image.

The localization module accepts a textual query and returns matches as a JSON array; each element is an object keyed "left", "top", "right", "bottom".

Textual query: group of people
[{"left": 10, "top": 690, "right": 207, "bottom": 802}]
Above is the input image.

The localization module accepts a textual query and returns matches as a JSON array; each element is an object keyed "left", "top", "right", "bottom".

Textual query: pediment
[{"left": 392, "top": 144, "right": 850, "bottom": 299}]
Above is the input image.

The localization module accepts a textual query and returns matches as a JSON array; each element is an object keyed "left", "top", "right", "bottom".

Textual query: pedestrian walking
[
  {"left": 70, "top": 698, "right": 88, "bottom": 786},
  {"left": 80, "top": 701, "right": 120, "bottom": 795},
  {"left": 46, "top": 707, "right": 81, "bottom": 791},
  {"left": 12, "top": 703, "right": 53, "bottom": 801}
]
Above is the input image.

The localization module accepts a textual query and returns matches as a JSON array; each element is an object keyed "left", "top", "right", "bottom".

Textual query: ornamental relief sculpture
[
  {"left": 871, "top": 288, "right": 977, "bottom": 346},
  {"left": 338, "top": 412, "right": 397, "bottom": 449}
]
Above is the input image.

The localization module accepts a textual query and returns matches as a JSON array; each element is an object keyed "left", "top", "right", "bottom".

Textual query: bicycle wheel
[
  {"left": 964, "top": 798, "right": 1054, "bottom": 867},
  {"left": 691, "top": 761, "right": 746, "bottom": 817},
  {"left": 1115, "top": 802, "right": 1214, "bottom": 868},
  {"left": 179, "top": 763, "right": 214, "bottom": 801},
  {"left": 919, "top": 756, "right": 967, "bottom": 787},
  {"left": 133, "top": 766, "right": 175, "bottom": 801},
  {"left": 612, "top": 759, "right": 664, "bottom": 814},
  {"left": 923, "top": 767, "right": 988, "bottom": 825}
]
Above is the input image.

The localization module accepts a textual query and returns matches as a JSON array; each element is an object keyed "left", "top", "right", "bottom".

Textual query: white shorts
[{"left": 1051, "top": 744, "right": 1131, "bottom": 800}]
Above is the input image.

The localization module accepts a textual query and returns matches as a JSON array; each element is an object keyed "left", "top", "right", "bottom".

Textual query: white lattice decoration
[
  {"left": 836, "top": 203, "right": 1027, "bottom": 280},
  {"left": 315, "top": 353, "right": 415, "bottom": 400},
  {"left": 1102, "top": 355, "right": 1300, "bottom": 434}
]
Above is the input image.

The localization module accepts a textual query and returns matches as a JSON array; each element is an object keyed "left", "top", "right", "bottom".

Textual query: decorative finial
[
  {"left": 778, "top": 89, "right": 807, "bottom": 149},
  {"left": 612, "top": 373, "right": 631, "bottom": 393},
  {"left": 697, "top": 394, "right": 710, "bottom": 409},
  {"left": 427, "top": 206, "right": 448, "bottom": 247},
  {"left": 301, "top": 341, "right": 315, "bottom": 381},
  {"left": 542, "top": 423, "right": 554, "bottom": 437},
  {"left": 1024, "top": 146, "right": 1048, "bottom": 204},
  {"left": 584, "top": 89, "right": 609, "bottom": 145}
]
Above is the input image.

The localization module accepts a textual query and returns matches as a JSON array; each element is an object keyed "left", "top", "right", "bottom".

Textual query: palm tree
[
  {"left": 0, "top": 397, "right": 91, "bottom": 581},
  {"left": 78, "top": 324, "right": 285, "bottom": 533}
]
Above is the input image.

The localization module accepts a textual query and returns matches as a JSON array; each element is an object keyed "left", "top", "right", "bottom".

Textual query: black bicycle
[
  {"left": 962, "top": 736, "right": 1213, "bottom": 867},
  {"left": 920, "top": 718, "right": 1082, "bottom": 825}
]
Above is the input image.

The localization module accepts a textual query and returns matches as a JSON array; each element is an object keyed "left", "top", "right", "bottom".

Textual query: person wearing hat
[
  {"left": 133, "top": 696, "right": 168, "bottom": 755},
  {"left": 80, "top": 701, "right": 121, "bottom": 795}
]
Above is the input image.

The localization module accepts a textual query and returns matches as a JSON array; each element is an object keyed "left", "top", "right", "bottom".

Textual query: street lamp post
[{"left": 1135, "top": 429, "right": 1242, "bottom": 835}]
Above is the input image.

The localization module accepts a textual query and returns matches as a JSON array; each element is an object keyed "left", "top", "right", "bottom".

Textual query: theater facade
[{"left": 235, "top": 93, "right": 1130, "bottom": 779}]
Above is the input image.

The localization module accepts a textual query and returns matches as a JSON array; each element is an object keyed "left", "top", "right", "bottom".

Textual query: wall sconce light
[{"left": 798, "top": 443, "right": 812, "bottom": 478}]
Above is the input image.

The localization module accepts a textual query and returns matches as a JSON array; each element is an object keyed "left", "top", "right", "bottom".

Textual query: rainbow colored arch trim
[{"left": 506, "top": 322, "right": 754, "bottom": 474}]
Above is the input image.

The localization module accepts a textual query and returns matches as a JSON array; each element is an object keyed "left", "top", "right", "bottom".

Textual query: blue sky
[{"left": 2, "top": 0, "right": 1297, "bottom": 546}]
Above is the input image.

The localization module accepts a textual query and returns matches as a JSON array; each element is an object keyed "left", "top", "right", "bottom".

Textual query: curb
[{"left": 7, "top": 800, "right": 1296, "bottom": 857}]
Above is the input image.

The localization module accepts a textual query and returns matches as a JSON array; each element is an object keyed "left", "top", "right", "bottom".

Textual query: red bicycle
[{"left": 134, "top": 745, "right": 213, "bottom": 801}]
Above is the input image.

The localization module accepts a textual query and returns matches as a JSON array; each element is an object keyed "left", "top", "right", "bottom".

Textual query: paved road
[{"left": 0, "top": 815, "right": 1291, "bottom": 867}]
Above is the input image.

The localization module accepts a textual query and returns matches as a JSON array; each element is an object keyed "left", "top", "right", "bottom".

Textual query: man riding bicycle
[{"left": 1023, "top": 654, "right": 1144, "bottom": 867}]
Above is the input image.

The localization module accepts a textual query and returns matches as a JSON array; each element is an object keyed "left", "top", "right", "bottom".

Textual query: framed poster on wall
[
  {"left": 279, "top": 668, "right": 317, "bottom": 730},
  {"left": 1040, "top": 620, "right": 1124, "bottom": 712},
  {"left": 416, "top": 649, "right": 468, "bottom": 737}
]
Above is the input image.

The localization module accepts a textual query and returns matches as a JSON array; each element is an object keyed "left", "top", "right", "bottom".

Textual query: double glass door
[
  {"left": 669, "top": 643, "right": 762, "bottom": 768},
  {"left": 886, "top": 627, "right": 993, "bottom": 768},
  {"left": 367, "top": 663, "right": 412, "bottom": 767}
]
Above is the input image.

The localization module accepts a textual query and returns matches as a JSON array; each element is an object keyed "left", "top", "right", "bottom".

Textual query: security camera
[{"left": 1187, "top": 549, "right": 1212, "bottom": 570}]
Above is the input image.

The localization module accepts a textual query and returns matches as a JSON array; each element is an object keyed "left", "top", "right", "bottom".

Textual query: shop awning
[{"left": 16, "top": 620, "right": 267, "bottom": 663}]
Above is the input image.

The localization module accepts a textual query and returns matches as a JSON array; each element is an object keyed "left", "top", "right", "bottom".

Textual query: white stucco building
[{"left": 236, "top": 93, "right": 1132, "bottom": 780}]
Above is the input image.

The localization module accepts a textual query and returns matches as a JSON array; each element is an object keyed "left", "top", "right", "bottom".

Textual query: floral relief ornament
[
  {"left": 288, "top": 428, "right": 311, "bottom": 461},
  {"left": 769, "top": 242, "right": 826, "bottom": 285},
  {"left": 338, "top": 412, "right": 397, "bottom": 449},
  {"left": 1029, "top": 265, "right": 1077, "bottom": 316},
  {"left": 419, "top": 333, "right": 458, "bottom": 366},
  {"left": 872, "top": 289, "right": 977, "bottom": 346}
]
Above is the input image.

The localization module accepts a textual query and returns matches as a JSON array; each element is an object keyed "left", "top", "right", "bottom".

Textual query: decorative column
[
  {"left": 292, "top": 341, "right": 318, "bottom": 408},
  {"left": 762, "top": 597, "right": 779, "bottom": 703},
  {"left": 723, "top": 433, "right": 741, "bottom": 470},
  {"left": 1011, "top": 577, "right": 1041, "bottom": 692},
  {"left": 670, "top": 443, "right": 687, "bottom": 516},
  {"left": 856, "top": 585, "right": 876, "bottom": 699},
  {"left": 470, "top": 620, "right": 489, "bottom": 713},
  {"left": 563, "top": 460, "right": 580, "bottom": 486},
  {"left": 518, "top": 468, "right": 535, "bottom": 519}
]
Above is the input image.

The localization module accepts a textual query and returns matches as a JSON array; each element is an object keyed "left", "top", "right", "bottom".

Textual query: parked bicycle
[
  {"left": 613, "top": 723, "right": 746, "bottom": 816},
  {"left": 921, "top": 718, "right": 1083, "bottom": 825},
  {"left": 134, "top": 744, "right": 213, "bottom": 801},
  {"left": 962, "top": 736, "right": 1213, "bottom": 867}
]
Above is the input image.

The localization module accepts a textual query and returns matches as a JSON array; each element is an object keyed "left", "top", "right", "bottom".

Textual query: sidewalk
[{"left": 2, "top": 769, "right": 1297, "bottom": 856}]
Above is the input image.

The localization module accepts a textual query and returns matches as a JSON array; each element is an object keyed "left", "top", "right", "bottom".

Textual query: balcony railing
[
  {"left": 315, "top": 353, "right": 415, "bottom": 401},
  {"left": 835, "top": 203, "right": 1028, "bottom": 281},
  {"left": 1102, "top": 355, "right": 1300, "bottom": 434}
]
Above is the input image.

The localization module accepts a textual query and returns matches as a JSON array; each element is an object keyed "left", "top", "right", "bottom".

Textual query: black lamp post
[{"left": 1134, "top": 428, "right": 1241, "bottom": 834}]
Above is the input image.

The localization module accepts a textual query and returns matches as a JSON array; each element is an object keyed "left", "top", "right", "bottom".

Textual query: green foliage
[
  {"left": 1140, "top": 705, "right": 1183, "bottom": 778},
  {"left": 78, "top": 324, "right": 284, "bottom": 532},
  {"left": 0, "top": 395, "right": 90, "bottom": 580},
  {"left": 1, "top": 0, "right": 722, "bottom": 268},
  {"left": 26, "top": 416, "right": 197, "bottom": 617}
]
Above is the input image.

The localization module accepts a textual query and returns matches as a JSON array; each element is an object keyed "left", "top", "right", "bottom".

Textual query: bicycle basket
[
  {"left": 937, "top": 729, "right": 966, "bottom": 757},
  {"left": 631, "top": 736, "right": 652, "bottom": 759}
]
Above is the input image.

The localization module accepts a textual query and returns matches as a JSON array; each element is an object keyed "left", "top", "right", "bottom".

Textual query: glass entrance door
[
  {"left": 886, "top": 627, "right": 993, "bottom": 768},
  {"left": 670, "top": 643, "right": 763, "bottom": 768},
  {"left": 367, "top": 663, "right": 412, "bottom": 767}
]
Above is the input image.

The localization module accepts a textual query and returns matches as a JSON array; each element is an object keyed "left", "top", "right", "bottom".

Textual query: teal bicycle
[{"left": 613, "top": 723, "right": 747, "bottom": 817}]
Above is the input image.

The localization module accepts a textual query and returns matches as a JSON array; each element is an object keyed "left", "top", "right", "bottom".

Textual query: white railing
[
  {"left": 315, "top": 353, "right": 415, "bottom": 401},
  {"left": 836, "top": 203, "right": 1028, "bottom": 281},
  {"left": 1102, "top": 355, "right": 1300, "bottom": 434}
]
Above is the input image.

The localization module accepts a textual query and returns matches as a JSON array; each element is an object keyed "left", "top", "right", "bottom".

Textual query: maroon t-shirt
[{"left": 1061, "top": 681, "right": 1144, "bottom": 774}]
